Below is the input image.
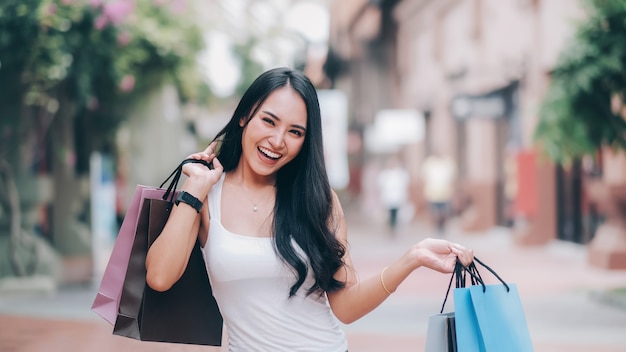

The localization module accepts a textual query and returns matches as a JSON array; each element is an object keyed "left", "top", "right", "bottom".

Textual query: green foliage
[
  {"left": 535, "top": 0, "right": 626, "bottom": 164},
  {"left": 6, "top": 0, "right": 204, "bottom": 104},
  {"left": 0, "top": 0, "right": 206, "bottom": 160}
]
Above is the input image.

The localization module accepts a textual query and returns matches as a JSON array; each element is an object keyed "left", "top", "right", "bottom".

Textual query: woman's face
[{"left": 239, "top": 86, "right": 307, "bottom": 178}]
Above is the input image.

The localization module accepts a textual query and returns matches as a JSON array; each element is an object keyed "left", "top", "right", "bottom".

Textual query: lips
[{"left": 258, "top": 146, "right": 282, "bottom": 160}]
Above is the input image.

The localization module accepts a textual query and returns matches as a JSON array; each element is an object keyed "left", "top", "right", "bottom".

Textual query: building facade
[{"left": 325, "top": 0, "right": 626, "bottom": 268}]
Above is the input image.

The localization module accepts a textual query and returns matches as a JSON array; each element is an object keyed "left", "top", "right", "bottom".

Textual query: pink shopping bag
[{"left": 91, "top": 185, "right": 173, "bottom": 325}]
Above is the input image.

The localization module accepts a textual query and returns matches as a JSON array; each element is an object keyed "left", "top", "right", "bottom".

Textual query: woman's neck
[{"left": 227, "top": 167, "right": 275, "bottom": 190}]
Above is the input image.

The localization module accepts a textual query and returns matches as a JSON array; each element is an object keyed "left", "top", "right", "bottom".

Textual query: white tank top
[{"left": 201, "top": 174, "right": 348, "bottom": 352}]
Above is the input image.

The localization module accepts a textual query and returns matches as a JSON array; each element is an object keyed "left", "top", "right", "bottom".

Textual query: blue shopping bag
[{"left": 454, "top": 258, "right": 534, "bottom": 352}]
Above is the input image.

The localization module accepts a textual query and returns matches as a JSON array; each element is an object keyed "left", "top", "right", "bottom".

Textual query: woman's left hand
[
  {"left": 409, "top": 238, "right": 474, "bottom": 273},
  {"left": 181, "top": 141, "right": 223, "bottom": 196}
]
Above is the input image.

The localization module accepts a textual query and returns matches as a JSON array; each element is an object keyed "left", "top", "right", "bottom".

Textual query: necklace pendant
[{"left": 253, "top": 205, "right": 258, "bottom": 212}]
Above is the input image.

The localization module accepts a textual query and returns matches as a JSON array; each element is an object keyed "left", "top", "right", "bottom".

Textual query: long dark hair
[{"left": 212, "top": 67, "right": 346, "bottom": 297}]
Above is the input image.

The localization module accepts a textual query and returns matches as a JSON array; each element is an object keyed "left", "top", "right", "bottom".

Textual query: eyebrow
[{"left": 262, "top": 110, "right": 307, "bottom": 132}]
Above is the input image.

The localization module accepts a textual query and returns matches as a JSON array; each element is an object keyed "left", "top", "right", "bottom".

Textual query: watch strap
[{"left": 175, "top": 191, "right": 203, "bottom": 213}]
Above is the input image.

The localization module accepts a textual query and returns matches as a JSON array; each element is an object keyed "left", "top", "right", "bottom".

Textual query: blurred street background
[
  {"left": 2, "top": 0, "right": 626, "bottom": 351},
  {"left": 2, "top": 217, "right": 626, "bottom": 351}
]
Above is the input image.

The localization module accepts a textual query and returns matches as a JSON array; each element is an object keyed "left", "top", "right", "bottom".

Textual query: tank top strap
[{"left": 208, "top": 173, "right": 225, "bottom": 222}]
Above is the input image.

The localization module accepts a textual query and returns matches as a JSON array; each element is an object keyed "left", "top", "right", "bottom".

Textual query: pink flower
[
  {"left": 120, "top": 75, "right": 135, "bottom": 92},
  {"left": 89, "top": 0, "right": 103, "bottom": 8},
  {"left": 48, "top": 3, "right": 57, "bottom": 15},
  {"left": 94, "top": 14, "right": 108, "bottom": 29},
  {"left": 103, "top": 0, "right": 135, "bottom": 25},
  {"left": 62, "top": 0, "right": 73, "bottom": 5},
  {"left": 153, "top": 0, "right": 167, "bottom": 6},
  {"left": 117, "top": 31, "right": 132, "bottom": 46},
  {"left": 170, "top": 0, "right": 187, "bottom": 14}
]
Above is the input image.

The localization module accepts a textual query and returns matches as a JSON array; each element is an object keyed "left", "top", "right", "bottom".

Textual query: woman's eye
[
  {"left": 262, "top": 117, "right": 275, "bottom": 125},
  {"left": 290, "top": 130, "right": 303, "bottom": 137}
]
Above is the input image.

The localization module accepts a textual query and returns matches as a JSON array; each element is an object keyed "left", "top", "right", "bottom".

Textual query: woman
[{"left": 145, "top": 67, "right": 473, "bottom": 351}]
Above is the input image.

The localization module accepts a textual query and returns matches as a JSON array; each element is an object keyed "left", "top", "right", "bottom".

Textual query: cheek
[
  {"left": 241, "top": 124, "right": 257, "bottom": 143},
  {"left": 287, "top": 139, "right": 305, "bottom": 159}
]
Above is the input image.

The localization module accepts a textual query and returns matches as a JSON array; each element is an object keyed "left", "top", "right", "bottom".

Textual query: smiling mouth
[{"left": 258, "top": 146, "right": 282, "bottom": 160}]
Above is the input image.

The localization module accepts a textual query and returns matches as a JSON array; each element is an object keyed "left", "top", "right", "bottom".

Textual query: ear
[{"left": 239, "top": 116, "right": 247, "bottom": 127}]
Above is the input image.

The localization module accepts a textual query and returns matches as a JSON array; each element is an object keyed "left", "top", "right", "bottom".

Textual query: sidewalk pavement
[{"left": 1, "top": 214, "right": 626, "bottom": 352}]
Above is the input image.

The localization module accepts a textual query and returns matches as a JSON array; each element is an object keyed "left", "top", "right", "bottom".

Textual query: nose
[{"left": 269, "top": 129, "right": 285, "bottom": 148}]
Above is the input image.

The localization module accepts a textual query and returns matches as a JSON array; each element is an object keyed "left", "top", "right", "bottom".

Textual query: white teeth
[{"left": 259, "top": 147, "right": 282, "bottom": 159}]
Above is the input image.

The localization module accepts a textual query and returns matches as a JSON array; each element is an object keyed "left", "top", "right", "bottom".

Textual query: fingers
[
  {"left": 414, "top": 238, "right": 474, "bottom": 270},
  {"left": 450, "top": 242, "right": 473, "bottom": 266},
  {"left": 198, "top": 140, "right": 218, "bottom": 159},
  {"left": 182, "top": 143, "right": 220, "bottom": 178},
  {"left": 186, "top": 141, "right": 219, "bottom": 161},
  {"left": 211, "top": 156, "right": 223, "bottom": 172},
  {"left": 203, "top": 140, "right": 218, "bottom": 154}
]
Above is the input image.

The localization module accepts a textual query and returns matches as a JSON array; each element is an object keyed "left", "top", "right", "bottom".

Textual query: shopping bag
[
  {"left": 113, "top": 196, "right": 223, "bottom": 345},
  {"left": 454, "top": 258, "right": 534, "bottom": 352},
  {"left": 424, "top": 259, "right": 467, "bottom": 352},
  {"left": 424, "top": 312, "right": 457, "bottom": 352},
  {"left": 141, "top": 197, "right": 223, "bottom": 344},
  {"left": 91, "top": 184, "right": 165, "bottom": 325},
  {"left": 112, "top": 159, "right": 223, "bottom": 346},
  {"left": 141, "top": 197, "right": 222, "bottom": 344}
]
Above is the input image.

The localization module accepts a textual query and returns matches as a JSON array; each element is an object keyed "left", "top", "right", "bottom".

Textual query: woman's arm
[
  {"left": 145, "top": 142, "right": 222, "bottom": 292},
  {"left": 326, "top": 191, "right": 473, "bottom": 324}
]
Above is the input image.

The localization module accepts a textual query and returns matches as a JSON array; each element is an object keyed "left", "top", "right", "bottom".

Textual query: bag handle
[
  {"left": 471, "top": 256, "right": 510, "bottom": 293},
  {"left": 159, "top": 159, "right": 214, "bottom": 203},
  {"left": 438, "top": 256, "right": 510, "bottom": 313},
  {"left": 439, "top": 259, "right": 477, "bottom": 313},
  {"left": 455, "top": 257, "right": 510, "bottom": 293}
]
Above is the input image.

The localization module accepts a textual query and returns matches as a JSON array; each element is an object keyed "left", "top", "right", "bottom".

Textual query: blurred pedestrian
[
  {"left": 377, "top": 156, "right": 410, "bottom": 236},
  {"left": 145, "top": 67, "right": 474, "bottom": 351},
  {"left": 421, "top": 151, "right": 456, "bottom": 235}
]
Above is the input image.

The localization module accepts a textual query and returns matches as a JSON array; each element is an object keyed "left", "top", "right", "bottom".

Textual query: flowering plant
[
  {"left": 1, "top": 0, "right": 203, "bottom": 110},
  {"left": 0, "top": 0, "right": 205, "bottom": 169}
]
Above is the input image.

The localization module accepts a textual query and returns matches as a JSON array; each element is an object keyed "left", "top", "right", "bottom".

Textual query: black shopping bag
[{"left": 113, "top": 159, "right": 223, "bottom": 345}]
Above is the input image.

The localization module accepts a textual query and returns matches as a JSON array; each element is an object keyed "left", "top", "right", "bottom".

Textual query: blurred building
[{"left": 324, "top": 0, "right": 626, "bottom": 268}]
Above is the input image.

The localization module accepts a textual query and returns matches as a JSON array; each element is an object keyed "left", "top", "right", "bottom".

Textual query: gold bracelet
[{"left": 380, "top": 266, "right": 394, "bottom": 295}]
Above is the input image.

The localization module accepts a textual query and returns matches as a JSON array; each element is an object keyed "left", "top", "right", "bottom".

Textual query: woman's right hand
[{"left": 407, "top": 238, "right": 474, "bottom": 274}]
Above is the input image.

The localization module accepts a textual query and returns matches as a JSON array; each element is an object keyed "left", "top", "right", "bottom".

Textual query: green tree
[
  {"left": 535, "top": 0, "right": 626, "bottom": 164},
  {"left": 0, "top": 0, "right": 207, "bottom": 261},
  {"left": 0, "top": 0, "right": 206, "bottom": 173}
]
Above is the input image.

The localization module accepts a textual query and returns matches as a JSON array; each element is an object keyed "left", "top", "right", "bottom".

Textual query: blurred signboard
[
  {"left": 318, "top": 89, "right": 350, "bottom": 190},
  {"left": 451, "top": 82, "right": 518, "bottom": 120},
  {"left": 365, "top": 109, "right": 425, "bottom": 154},
  {"left": 451, "top": 94, "right": 506, "bottom": 119}
]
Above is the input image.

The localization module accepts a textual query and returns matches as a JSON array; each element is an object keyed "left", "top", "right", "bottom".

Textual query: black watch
[{"left": 175, "top": 191, "right": 203, "bottom": 213}]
